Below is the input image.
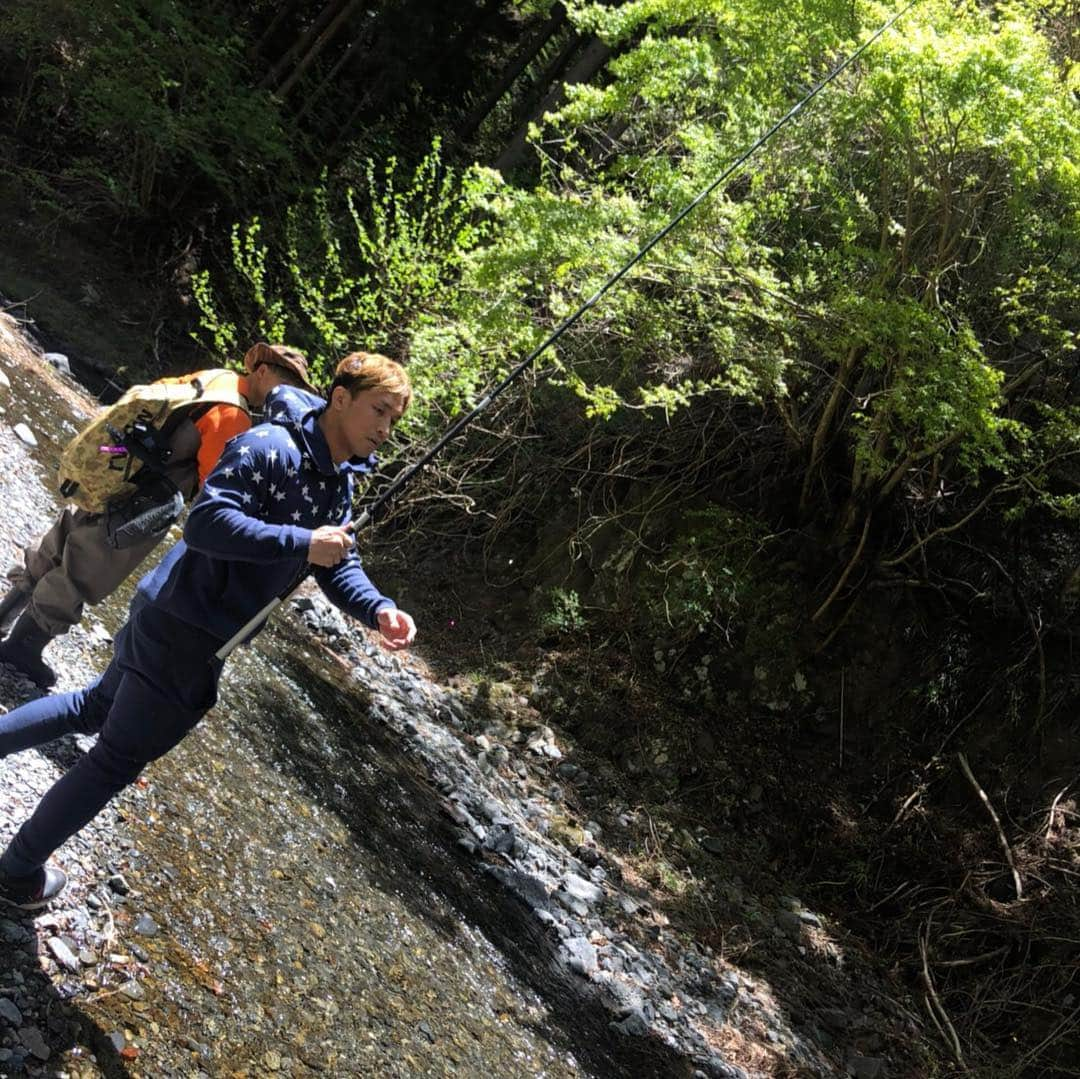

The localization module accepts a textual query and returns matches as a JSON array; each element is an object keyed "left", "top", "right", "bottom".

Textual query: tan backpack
[{"left": 57, "top": 369, "right": 248, "bottom": 513}]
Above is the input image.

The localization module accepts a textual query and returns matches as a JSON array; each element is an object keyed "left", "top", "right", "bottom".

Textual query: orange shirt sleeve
[{"left": 192, "top": 404, "right": 252, "bottom": 488}]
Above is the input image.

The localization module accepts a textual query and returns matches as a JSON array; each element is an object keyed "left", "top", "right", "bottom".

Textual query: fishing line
[{"left": 217, "top": 0, "right": 920, "bottom": 661}]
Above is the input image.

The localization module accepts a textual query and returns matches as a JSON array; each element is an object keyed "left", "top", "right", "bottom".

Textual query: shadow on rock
[{"left": 0, "top": 912, "right": 131, "bottom": 1077}]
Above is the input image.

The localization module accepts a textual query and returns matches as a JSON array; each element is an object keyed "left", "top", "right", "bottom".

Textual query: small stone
[
  {"left": 263, "top": 1049, "right": 282, "bottom": 1070},
  {"left": 43, "top": 353, "right": 71, "bottom": 376},
  {"left": 700, "top": 835, "right": 725, "bottom": 854},
  {"left": 0, "top": 998, "right": 22, "bottom": 1025},
  {"left": 107, "top": 1032, "right": 126, "bottom": 1053},
  {"left": 133, "top": 913, "right": 159, "bottom": 937},
  {"left": 309, "top": 922, "right": 326, "bottom": 940},
  {"left": 563, "top": 936, "right": 598, "bottom": 975},
  {"left": 0, "top": 919, "right": 29, "bottom": 944},
  {"left": 18, "top": 1026, "right": 50, "bottom": 1061},
  {"left": 118, "top": 980, "right": 145, "bottom": 1001},
  {"left": 107, "top": 874, "right": 130, "bottom": 895},
  {"left": 558, "top": 873, "right": 603, "bottom": 906},
  {"left": 777, "top": 911, "right": 804, "bottom": 939},
  {"left": 610, "top": 1009, "right": 650, "bottom": 1037},
  {"left": 574, "top": 844, "right": 601, "bottom": 868},
  {"left": 13, "top": 423, "right": 37, "bottom": 447},
  {"left": 483, "top": 823, "right": 516, "bottom": 855},
  {"left": 46, "top": 937, "right": 81, "bottom": 973}
]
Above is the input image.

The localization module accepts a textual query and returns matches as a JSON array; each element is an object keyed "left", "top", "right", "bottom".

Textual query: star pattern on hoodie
[
  {"left": 216, "top": 407, "right": 366, "bottom": 534},
  {"left": 184, "top": 388, "right": 393, "bottom": 634}
]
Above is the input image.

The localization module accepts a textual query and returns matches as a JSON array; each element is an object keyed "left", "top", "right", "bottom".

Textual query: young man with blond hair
[{"left": 0, "top": 351, "right": 416, "bottom": 909}]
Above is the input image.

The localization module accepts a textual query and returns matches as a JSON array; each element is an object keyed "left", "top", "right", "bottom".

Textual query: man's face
[{"left": 329, "top": 386, "right": 406, "bottom": 461}]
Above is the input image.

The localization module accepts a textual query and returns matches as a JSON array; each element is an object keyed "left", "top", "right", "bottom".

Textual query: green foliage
[
  {"left": 0, "top": 0, "right": 290, "bottom": 219},
  {"left": 192, "top": 142, "right": 504, "bottom": 431},
  {"left": 538, "top": 587, "right": 587, "bottom": 635},
  {"left": 809, "top": 294, "right": 1012, "bottom": 483},
  {"left": 490, "top": 0, "right": 1080, "bottom": 528},
  {"left": 188, "top": 0, "right": 1077, "bottom": 594},
  {"left": 634, "top": 507, "right": 765, "bottom": 646}
]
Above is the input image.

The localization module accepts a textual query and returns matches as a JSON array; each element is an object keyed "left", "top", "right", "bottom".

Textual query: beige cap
[{"left": 243, "top": 342, "right": 317, "bottom": 394}]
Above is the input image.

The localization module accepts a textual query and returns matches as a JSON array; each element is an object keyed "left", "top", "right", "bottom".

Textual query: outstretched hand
[{"left": 377, "top": 607, "right": 416, "bottom": 651}]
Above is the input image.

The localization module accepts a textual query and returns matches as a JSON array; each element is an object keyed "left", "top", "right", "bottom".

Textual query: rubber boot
[
  {"left": 0, "top": 610, "right": 57, "bottom": 688},
  {"left": 0, "top": 584, "right": 30, "bottom": 636}
]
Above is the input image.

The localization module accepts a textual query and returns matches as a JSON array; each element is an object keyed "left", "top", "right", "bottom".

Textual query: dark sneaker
[
  {"left": 0, "top": 866, "right": 68, "bottom": 911},
  {"left": 0, "top": 610, "right": 57, "bottom": 689}
]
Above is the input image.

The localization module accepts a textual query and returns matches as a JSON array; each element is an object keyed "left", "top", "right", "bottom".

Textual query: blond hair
[{"left": 329, "top": 351, "right": 412, "bottom": 409}]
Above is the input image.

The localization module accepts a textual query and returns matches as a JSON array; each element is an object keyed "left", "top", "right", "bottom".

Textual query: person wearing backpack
[
  {"left": 0, "top": 351, "right": 416, "bottom": 910},
  {"left": 0, "top": 342, "right": 316, "bottom": 688}
]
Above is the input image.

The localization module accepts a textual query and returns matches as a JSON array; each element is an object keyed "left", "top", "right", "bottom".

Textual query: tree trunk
[
  {"left": 260, "top": 0, "right": 348, "bottom": 91},
  {"left": 458, "top": 3, "right": 568, "bottom": 142},
  {"left": 509, "top": 26, "right": 581, "bottom": 126},
  {"left": 278, "top": 0, "right": 367, "bottom": 98},
  {"left": 294, "top": 16, "right": 373, "bottom": 121},
  {"left": 249, "top": 0, "right": 304, "bottom": 62},
  {"left": 494, "top": 34, "right": 611, "bottom": 176}
]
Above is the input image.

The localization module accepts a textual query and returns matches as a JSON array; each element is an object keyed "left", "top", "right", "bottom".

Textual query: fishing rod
[{"left": 215, "top": 0, "right": 919, "bottom": 662}]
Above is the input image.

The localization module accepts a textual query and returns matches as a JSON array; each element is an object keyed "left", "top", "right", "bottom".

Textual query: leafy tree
[
  {"left": 189, "top": 0, "right": 1079, "bottom": 659},
  {"left": 439, "top": 0, "right": 1080, "bottom": 598},
  {"left": 0, "top": 0, "right": 292, "bottom": 219},
  {"left": 192, "top": 141, "right": 503, "bottom": 434}
]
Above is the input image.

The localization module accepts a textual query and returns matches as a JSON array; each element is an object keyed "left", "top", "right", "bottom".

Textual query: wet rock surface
[{"left": 0, "top": 320, "right": 910, "bottom": 1077}]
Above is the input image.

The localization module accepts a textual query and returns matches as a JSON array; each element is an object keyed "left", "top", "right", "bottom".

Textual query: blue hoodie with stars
[{"left": 137, "top": 385, "right": 395, "bottom": 643}]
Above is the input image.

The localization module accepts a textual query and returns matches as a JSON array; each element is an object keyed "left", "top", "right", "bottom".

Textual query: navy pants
[{"left": 0, "top": 603, "right": 220, "bottom": 877}]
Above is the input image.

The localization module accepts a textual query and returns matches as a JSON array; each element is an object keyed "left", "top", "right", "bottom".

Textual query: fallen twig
[
  {"left": 957, "top": 752, "right": 1022, "bottom": 901},
  {"left": 933, "top": 945, "right": 1009, "bottom": 968},
  {"left": 1045, "top": 785, "right": 1071, "bottom": 844},
  {"left": 919, "top": 914, "right": 967, "bottom": 1070}
]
